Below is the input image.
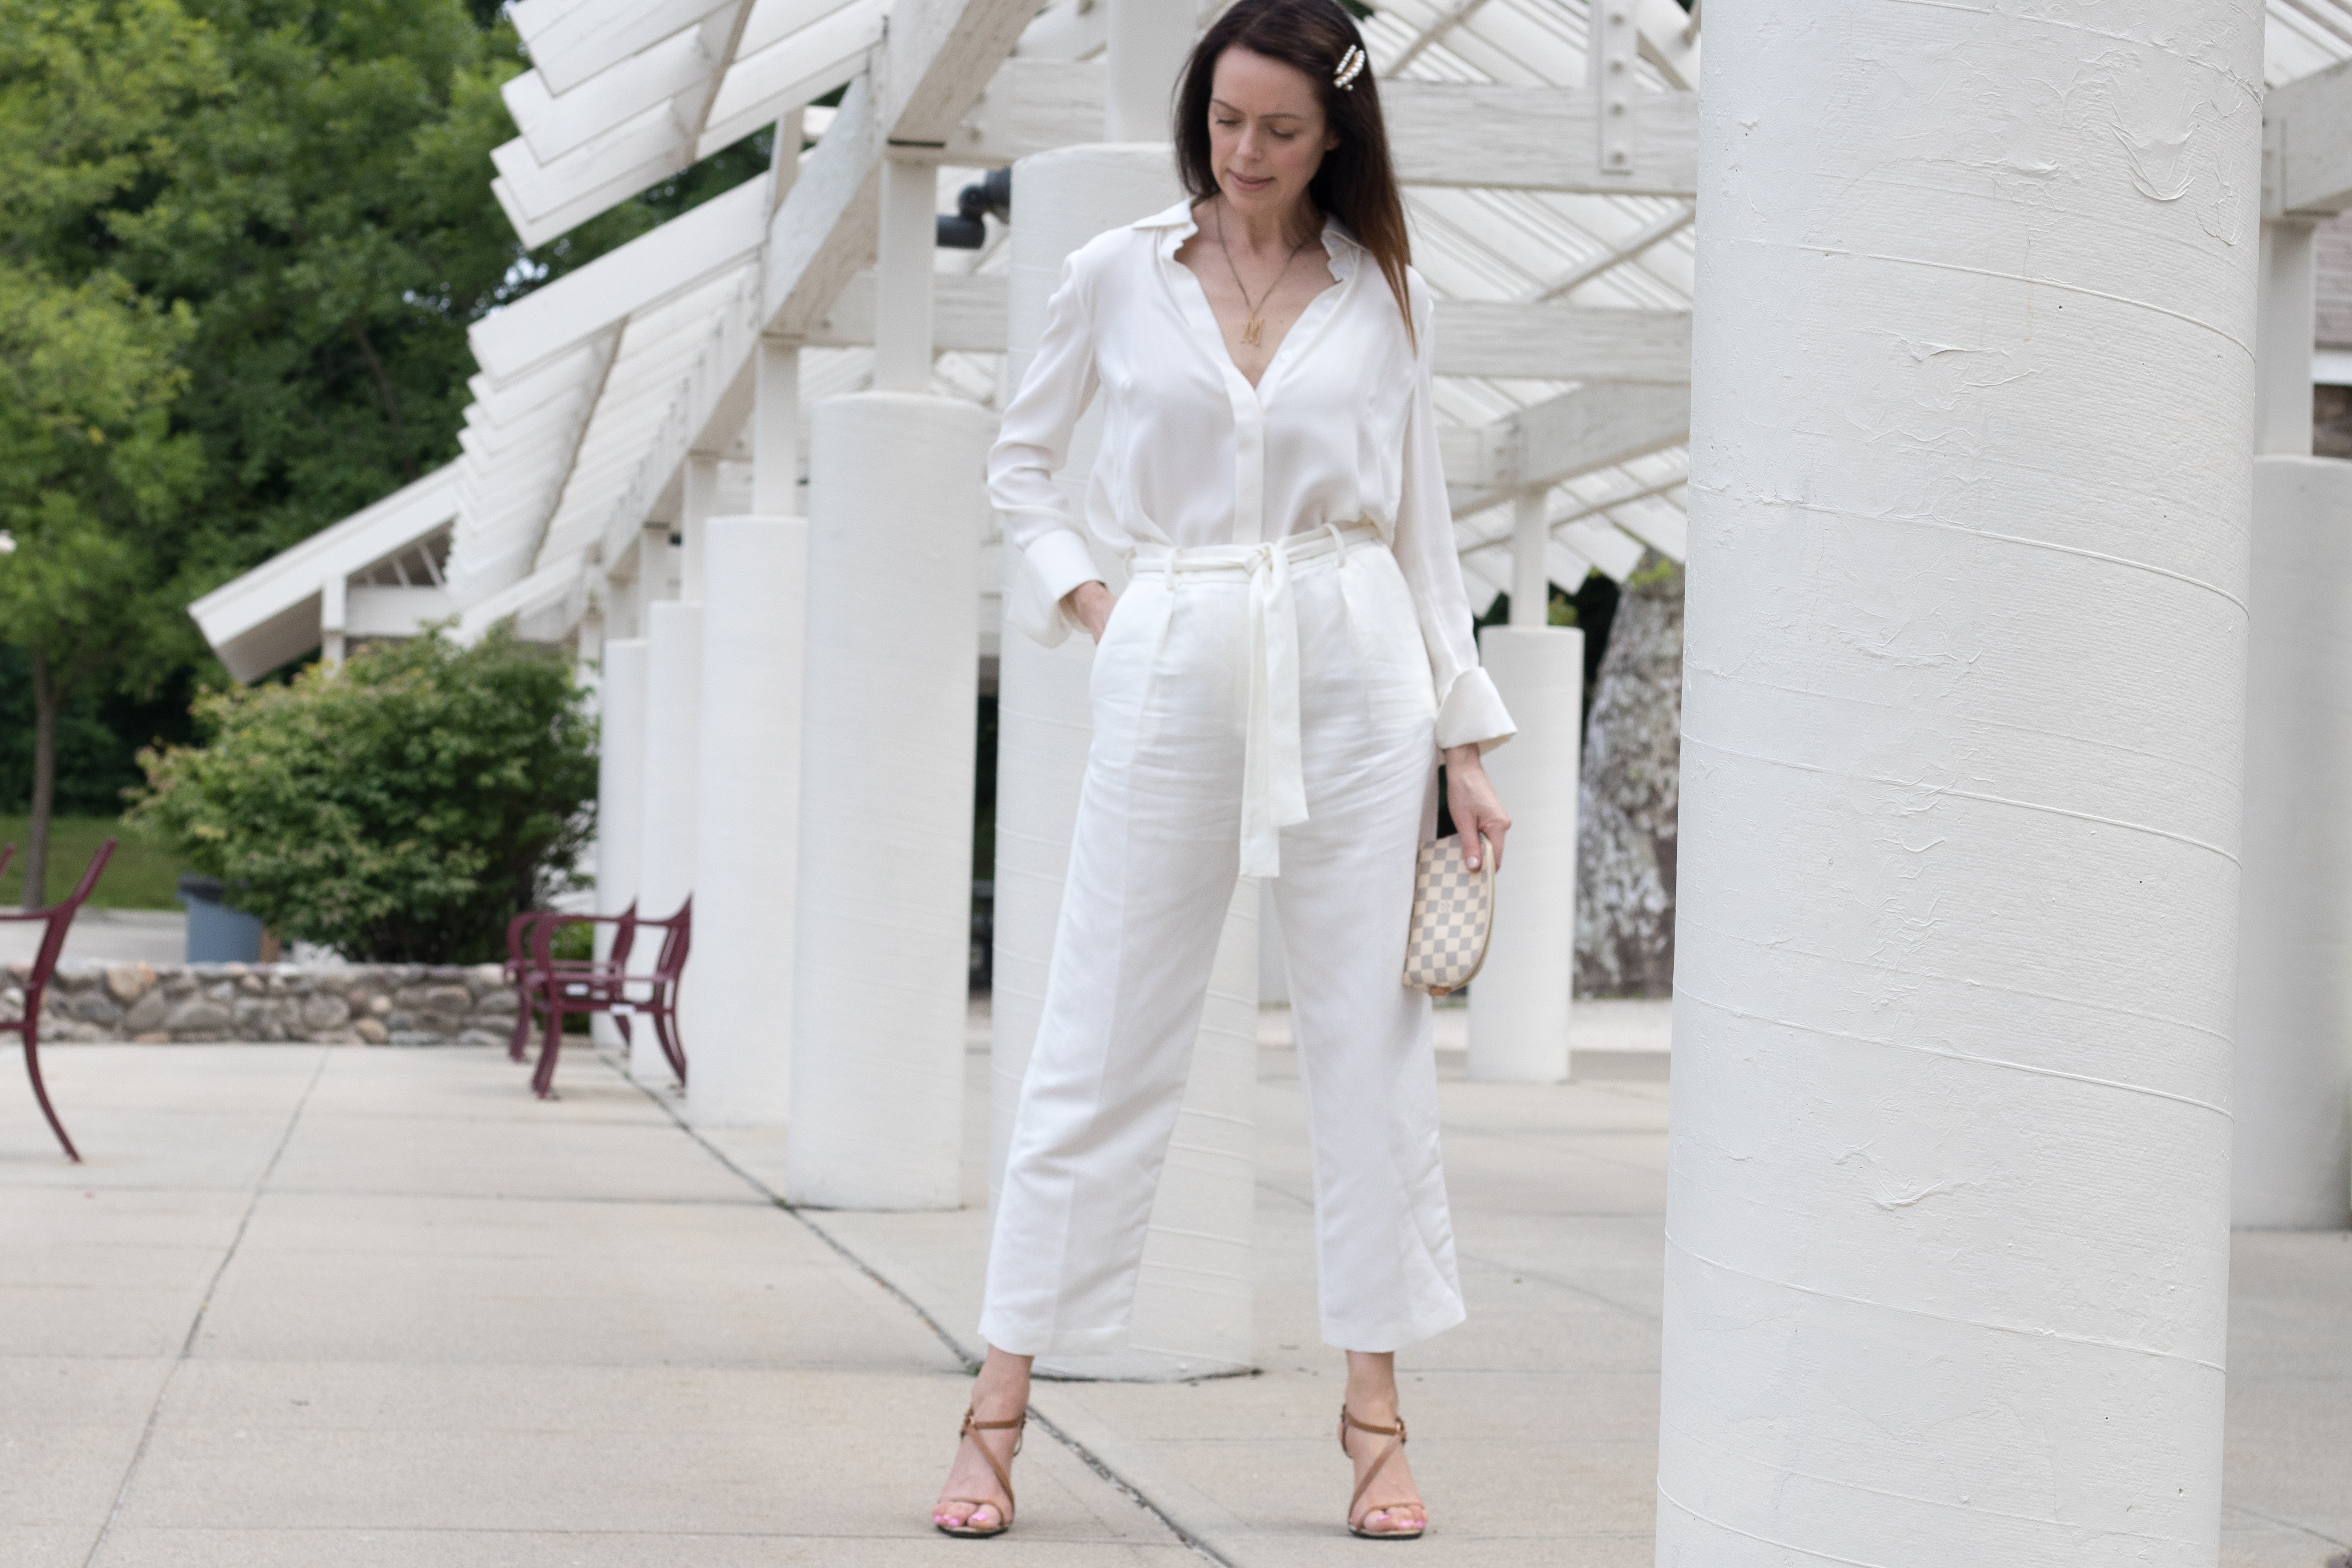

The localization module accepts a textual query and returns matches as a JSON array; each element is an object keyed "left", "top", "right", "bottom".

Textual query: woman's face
[{"left": 1207, "top": 46, "right": 1340, "bottom": 221}]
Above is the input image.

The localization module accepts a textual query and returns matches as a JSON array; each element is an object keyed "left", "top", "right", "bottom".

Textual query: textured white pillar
[
  {"left": 1105, "top": 0, "right": 1195, "bottom": 141},
  {"left": 686, "top": 516, "right": 809, "bottom": 1129},
  {"left": 594, "top": 639, "right": 651, "bottom": 1047},
  {"left": 786, "top": 392, "right": 987, "bottom": 1208},
  {"left": 319, "top": 575, "right": 347, "bottom": 671},
  {"left": 635, "top": 600, "right": 701, "bottom": 1086},
  {"left": 1468, "top": 625, "right": 1580, "bottom": 1083},
  {"left": 1040, "top": 877, "right": 1257, "bottom": 1380},
  {"left": 1658, "top": 6, "right": 2257, "bottom": 1565},
  {"left": 874, "top": 158, "right": 937, "bottom": 394},
  {"left": 2234, "top": 456, "right": 2352, "bottom": 1230},
  {"left": 2256, "top": 219, "right": 2317, "bottom": 457},
  {"left": 992, "top": 144, "right": 1258, "bottom": 1379}
]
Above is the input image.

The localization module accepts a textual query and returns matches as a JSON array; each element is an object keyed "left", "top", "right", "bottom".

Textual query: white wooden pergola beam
[
  {"left": 1527, "top": 202, "right": 1693, "bottom": 301},
  {"left": 1442, "top": 381, "right": 1690, "bottom": 495},
  {"left": 1634, "top": 0, "right": 1701, "bottom": 91},
  {"left": 510, "top": 0, "right": 732, "bottom": 97},
  {"left": 904, "top": 63, "right": 1700, "bottom": 198},
  {"left": 2267, "top": 53, "right": 2352, "bottom": 215},
  {"left": 802, "top": 267, "right": 1690, "bottom": 379}
]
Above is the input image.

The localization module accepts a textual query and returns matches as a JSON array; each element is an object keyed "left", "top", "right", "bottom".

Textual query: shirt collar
[{"left": 1133, "top": 200, "right": 1364, "bottom": 277}]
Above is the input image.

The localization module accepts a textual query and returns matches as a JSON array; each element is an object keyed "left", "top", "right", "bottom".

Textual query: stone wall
[{"left": 0, "top": 963, "right": 522, "bottom": 1046}]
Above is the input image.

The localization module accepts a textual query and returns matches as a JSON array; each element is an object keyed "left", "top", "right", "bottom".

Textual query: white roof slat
[
  {"left": 697, "top": 3, "right": 884, "bottom": 155},
  {"left": 505, "top": 26, "right": 715, "bottom": 166},
  {"left": 512, "top": 0, "right": 733, "bottom": 97}
]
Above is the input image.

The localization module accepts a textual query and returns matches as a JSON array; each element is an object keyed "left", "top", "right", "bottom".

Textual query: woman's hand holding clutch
[{"left": 1443, "top": 745, "right": 1510, "bottom": 871}]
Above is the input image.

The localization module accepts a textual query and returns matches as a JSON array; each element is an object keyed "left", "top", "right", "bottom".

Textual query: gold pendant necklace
[{"left": 1218, "top": 201, "right": 1313, "bottom": 352}]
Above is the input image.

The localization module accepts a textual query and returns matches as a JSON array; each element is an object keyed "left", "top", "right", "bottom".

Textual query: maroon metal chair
[
  {"left": 0, "top": 840, "right": 117, "bottom": 1161},
  {"left": 500, "top": 904, "right": 642, "bottom": 1062},
  {"left": 527, "top": 895, "right": 688, "bottom": 1099}
]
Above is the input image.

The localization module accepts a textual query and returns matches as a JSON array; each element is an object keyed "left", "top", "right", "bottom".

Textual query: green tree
[
  {"left": 131, "top": 625, "right": 597, "bottom": 962},
  {"left": 0, "top": 0, "right": 219, "bottom": 904}
]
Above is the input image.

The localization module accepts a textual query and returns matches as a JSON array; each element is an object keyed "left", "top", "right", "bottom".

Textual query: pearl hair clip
[{"left": 1333, "top": 44, "right": 1366, "bottom": 90}]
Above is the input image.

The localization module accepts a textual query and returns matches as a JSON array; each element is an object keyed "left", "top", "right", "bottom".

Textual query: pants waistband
[{"left": 1123, "top": 522, "right": 1383, "bottom": 878}]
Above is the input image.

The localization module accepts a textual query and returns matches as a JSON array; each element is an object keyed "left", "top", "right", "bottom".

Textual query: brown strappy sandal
[
  {"left": 935, "top": 1406, "right": 1027, "bottom": 1538},
  {"left": 1338, "top": 1404, "right": 1427, "bottom": 1539}
]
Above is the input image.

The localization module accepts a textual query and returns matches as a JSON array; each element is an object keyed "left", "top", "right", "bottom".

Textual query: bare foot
[
  {"left": 932, "top": 1346, "right": 1032, "bottom": 1534},
  {"left": 1342, "top": 1350, "right": 1427, "bottom": 1536}
]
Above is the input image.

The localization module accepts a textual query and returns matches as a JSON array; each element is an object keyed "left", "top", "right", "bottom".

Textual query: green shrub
[{"left": 131, "top": 626, "right": 596, "bottom": 962}]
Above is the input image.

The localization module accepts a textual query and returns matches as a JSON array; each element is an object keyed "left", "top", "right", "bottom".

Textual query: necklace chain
[{"left": 1216, "top": 199, "right": 1315, "bottom": 349}]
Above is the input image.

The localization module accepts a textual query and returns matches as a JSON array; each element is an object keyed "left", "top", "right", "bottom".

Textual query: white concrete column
[
  {"left": 2256, "top": 218, "right": 2317, "bottom": 457},
  {"left": 1468, "top": 625, "right": 1581, "bottom": 1083},
  {"left": 594, "top": 639, "right": 650, "bottom": 1047},
  {"left": 786, "top": 392, "right": 988, "bottom": 1208},
  {"left": 1509, "top": 487, "right": 1548, "bottom": 627},
  {"left": 1658, "top": 6, "right": 2257, "bottom": 1564},
  {"left": 754, "top": 337, "right": 800, "bottom": 515},
  {"left": 994, "top": 143, "right": 1256, "bottom": 1379},
  {"left": 1040, "top": 877, "right": 1257, "bottom": 1380},
  {"left": 635, "top": 599, "right": 701, "bottom": 1086},
  {"left": 1105, "top": 0, "right": 1196, "bottom": 142},
  {"left": 873, "top": 158, "right": 937, "bottom": 394},
  {"left": 2234, "top": 455, "right": 2352, "bottom": 1230},
  {"left": 633, "top": 522, "right": 674, "bottom": 632},
  {"left": 686, "top": 515, "right": 809, "bottom": 1128},
  {"left": 681, "top": 452, "right": 720, "bottom": 603}
]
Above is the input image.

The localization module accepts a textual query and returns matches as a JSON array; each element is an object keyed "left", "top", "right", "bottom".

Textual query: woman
[{"left": 932, "top": 0, "right": 1513, "bottom": 1540}]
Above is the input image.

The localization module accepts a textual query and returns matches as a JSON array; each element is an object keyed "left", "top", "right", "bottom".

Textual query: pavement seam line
[
  {"left": 599, "top": 1048, "right": 1239, "bottom": 1567},
  {"left": 81, "top": 1043, "right": 333, "bottom": 1568}
]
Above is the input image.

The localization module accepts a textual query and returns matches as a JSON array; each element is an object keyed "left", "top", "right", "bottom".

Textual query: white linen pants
[{"left": 982, "top": 525, "right": 1466, "bottom": 1356}]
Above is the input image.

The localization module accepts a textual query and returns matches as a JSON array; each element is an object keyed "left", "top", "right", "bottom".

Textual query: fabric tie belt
[{"left": 1128, "top": 522, "right": 1381, "bottom": 880}]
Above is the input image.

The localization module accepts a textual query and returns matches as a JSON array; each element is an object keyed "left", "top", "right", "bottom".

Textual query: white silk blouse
[{"left": 987, "top": 199, "right": 1516, "bottom": 754}]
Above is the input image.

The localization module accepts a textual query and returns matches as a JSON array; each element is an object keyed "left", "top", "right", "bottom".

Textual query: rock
[
  {"left": 301, "top": 994, "right": 352, "bottom": 1030},
  {"left": 123, "top": 991, "right": 168, "bottom": 1034},
  {"left": 1576, "top": 555, "right": 1683, "bottom": 998},
  {"left": 475, "top": 989, "right": 519, "bottom": 1016},
  {"left": 456, "top": 1028, "right": 510, "bottom": 1047},
  {"left": 166, "top": 998, "right": 234, "bottom": 1034},
  {"left": 388, "top": 1031, "right": 444, "bottom": 1046},
  {"left": 132, "top": 1032, "right": 170, "bottom": 1044},
  {"left": 353, "top": 1018, "right": 388, "bottom": 1044},
  {"left": 367, "top": 994, "right": 393, "bottom": 1017},
  {"left": 0, "top": 989, "right": 21, "bottom": 1025},
  {"left": 311, "top": 1029, "right": 363, "bottom": 1046},
  {"left": 163, "top": 973, "right": 199, "bottom": 1000},
  {"left": 465, "top": 963, "right": 506, "bottom": 997},
  {"left": 105, "top": 963, "right": 155, "bottom": 1005},
  {"left": 238, "top": 972, "right": 266, "bottom": 995},
  {"left": 69, "top": 992, "right": 123, "bottom": 1025}
]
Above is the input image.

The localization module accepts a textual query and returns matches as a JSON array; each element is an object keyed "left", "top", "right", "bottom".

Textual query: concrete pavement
[{"left": 2, "top": 1021, "right": 2345, "bottom": 1566}]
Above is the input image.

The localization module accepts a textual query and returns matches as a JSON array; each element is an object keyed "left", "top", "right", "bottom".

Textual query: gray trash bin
[{"left": 178, "top": 875, "right": 265, "bottom": 963}]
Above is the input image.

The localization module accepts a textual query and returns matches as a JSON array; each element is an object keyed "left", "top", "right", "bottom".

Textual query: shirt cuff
[
  {"left": 1435, "top": 666, "right": 1517, "bottom": 754},
  {"left": 1007, "top": 529, "right": 1107, "bottom": 648}
]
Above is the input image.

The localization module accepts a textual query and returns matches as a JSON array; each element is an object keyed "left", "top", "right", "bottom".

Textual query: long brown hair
[{"left": 1173, "top": 0, "right": 1415, "bottom": 342}]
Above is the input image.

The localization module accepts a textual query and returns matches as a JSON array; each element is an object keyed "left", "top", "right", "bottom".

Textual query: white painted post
[
  {"left": 320, "top": 574, "right": 347, "bottom": 670},
  {"left": 753, "top": 338, "right": 800, "bottom": 516},
  {"left": 686, "top": 515, "right": 809, "bottom": 1128},
  {"left": 594, "top": 639, "right": 650, "bottom": 1048},
  {"left": 2234, "top": 456, "right": 2352, "bottom": 1229},
  {"left": 1658, "top": 5, "right": 2257, "bottom": 1563},
  {"left": 873, "top": 158, "right": 938, "bottom": 395},
  {"left": 785, "top": 392, "right": 988, "bottom": 1208},
  {"left": 995, "top": 143, "right": 1256, "bottom": 1379},
  {"left": 1509, "top": 486, "right": 1548, "bottom": 627},
  {"left": 1468, "top": 616, "right": 1581, "bottom": 1084},
  {"left": 635, "top": 599, "right": 701, "bottom": 1086},
  {"left": 2256, "top": 218, "right": 2317, "bottom": 457},
  {"left": 1106, "top": 0, "right": 1196, "bottom": 143},
  {"left": 681, "top": 451, "right": 720, "bottom": 603}
]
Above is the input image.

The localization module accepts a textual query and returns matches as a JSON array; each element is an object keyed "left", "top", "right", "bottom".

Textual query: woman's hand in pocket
[{"left": 1064, "top": 581, "right": 1118, "bottom": 643}]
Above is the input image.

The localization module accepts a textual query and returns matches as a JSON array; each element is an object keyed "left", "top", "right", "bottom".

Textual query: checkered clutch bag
[{"left": 1401, "top": 834, "right": 1494, "bottom": 997}]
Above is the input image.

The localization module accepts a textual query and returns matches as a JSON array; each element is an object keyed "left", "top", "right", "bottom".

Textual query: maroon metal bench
[
  {"left": 0, "top": 839, "right": 117, "bottom": 1161},
  {"left": 501, "top": 903, "right": 640, "bottom": 1062},
  {"left": 526, "top": 896, "right": 689, "bottom": 1100}
]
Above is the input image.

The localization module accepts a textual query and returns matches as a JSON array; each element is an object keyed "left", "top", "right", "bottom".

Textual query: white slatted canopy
[{"left": 192, "top": 0, "right": 2352, "bottom": 671}]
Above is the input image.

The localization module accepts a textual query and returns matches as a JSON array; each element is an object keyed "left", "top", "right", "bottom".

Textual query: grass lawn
[{"left": 0, "top": 816, "right": 190, "bottom": 911}]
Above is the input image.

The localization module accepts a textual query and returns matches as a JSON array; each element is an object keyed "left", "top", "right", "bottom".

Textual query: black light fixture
[{"left": 937, "top": 166, "right": 1013, "bottom": 249}]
